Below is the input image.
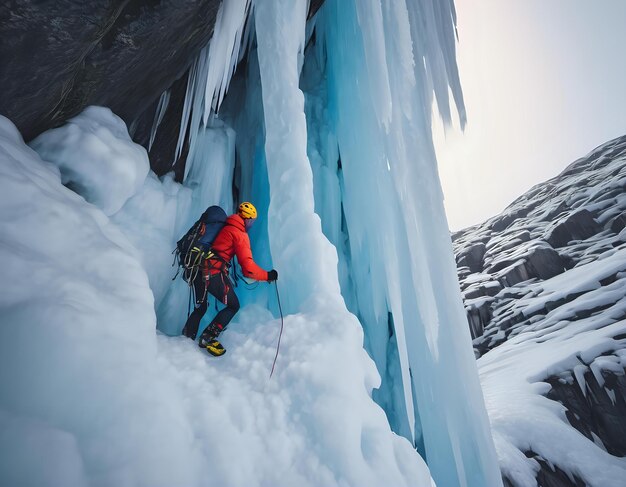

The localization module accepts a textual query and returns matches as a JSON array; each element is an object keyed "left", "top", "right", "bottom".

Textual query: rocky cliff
[{"left": 454, "top": 135, "right": 626, "bottom": 486}]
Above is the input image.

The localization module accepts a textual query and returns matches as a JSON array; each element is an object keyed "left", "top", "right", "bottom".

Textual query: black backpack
[{"left": 173, "top": 205, "right": 227, "bottom": 283}]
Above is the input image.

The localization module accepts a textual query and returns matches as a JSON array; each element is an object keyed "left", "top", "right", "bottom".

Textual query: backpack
[{"left": 173, "top": 205, "right": 227, "bottom": 284}]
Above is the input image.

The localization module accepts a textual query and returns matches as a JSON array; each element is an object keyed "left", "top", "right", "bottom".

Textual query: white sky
[{"left": 435, "top": 0, "right": 626, "bottom": 231}]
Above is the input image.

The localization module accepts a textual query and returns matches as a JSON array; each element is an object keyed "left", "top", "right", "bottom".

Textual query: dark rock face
[
  {"left": 466, "top": 298, "right": 493, "bottom": 339},
  {"left": 547, "top": 365, "right": 626, "bottom": 457},
  {"left": 528, "top": 452, "right": 586, "bottom": 487},
  {"left": 456, "top": 242, "right": 486, "bottom": 273},
  {"left": 610, "top": 211, "right": 626, "bottom": 234},
  {"left": 502, "top": 452, "right": 587, "bottom": 487},
  {"left": 525, "top": 246, "right": 566, "bottom": 280},
  {"left": 1, "top": 0, "right": 326, "bottom": 175},
  {"left": 308, "top": 0, "right": 326, "bottom": 18},
  {"left": 453, "top": 135, "right": 626, "bottom": 352},
  {"left": 130, "top": 69, "right": 190, "bottom": 177},
  {"left": 497, "top": 259, "right": 531, "bottom": 287},
  {"left": 545, "top": 209, "right": 601, "bottom": 248},
  {"left": 0, "top": 0, "right": 222, "bottom": 142}
]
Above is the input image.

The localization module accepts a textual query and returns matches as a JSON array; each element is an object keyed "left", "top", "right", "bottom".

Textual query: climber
[{"left": 182, "top": 202, "right": 278, "bottom": 356}]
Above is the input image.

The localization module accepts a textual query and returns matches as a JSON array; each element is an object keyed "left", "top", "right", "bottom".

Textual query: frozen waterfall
[
  {"left": 0, "top": 1, "right": 501, "bottom": 486},
  {"left": 171, "top": 0, "right": 501, "bottom": 485}
]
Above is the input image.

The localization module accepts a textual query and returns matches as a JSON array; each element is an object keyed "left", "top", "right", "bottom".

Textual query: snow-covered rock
[{"left": 453, "top": 135, "right": 626, "bottom": 487}]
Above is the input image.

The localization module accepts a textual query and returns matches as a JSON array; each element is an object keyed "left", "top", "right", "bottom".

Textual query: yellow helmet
[{"left": 238, "top": 202, "right": 257, "bottom": 219}]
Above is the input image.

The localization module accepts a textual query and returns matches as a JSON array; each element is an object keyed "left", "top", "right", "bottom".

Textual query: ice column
[{"left": 255, "top": 0, "right": 342, "bottom": 313}]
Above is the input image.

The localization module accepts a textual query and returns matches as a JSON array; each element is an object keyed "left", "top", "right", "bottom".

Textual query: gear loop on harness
[{"left": 181, "top": 246, "right": 234, "bottom": 310}]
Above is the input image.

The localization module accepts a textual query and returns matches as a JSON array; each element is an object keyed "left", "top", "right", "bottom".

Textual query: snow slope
[
  {"left": 453, "top": 135, "right": 626, "bottom": 486},
  {"left": 0, "top": 115, "right": 199, "bottom": 487},
  {"left": 0, "top": 112, "right": 433, "bottom": 486}
]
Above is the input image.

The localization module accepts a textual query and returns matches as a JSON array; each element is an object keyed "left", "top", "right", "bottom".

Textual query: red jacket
[{"left": 207, "top": 214, "right": 269, "bottom": 281}]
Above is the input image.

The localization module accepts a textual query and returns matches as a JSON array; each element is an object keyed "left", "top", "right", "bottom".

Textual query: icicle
[
  {"left": 238, "top": 4, "right": 256, "bottom": 64},
  {"left": 183, "top": 47, "right": 212, "bottom": 181},
  {"left": 174, "top": 55, "right": 200, "bottom": 163},
  {"left": 589, "top": 360, "right": 606, "bottom": 388},
  {"left": 404, "top": 0, "right": 466, "bottom": 129},
  {"left": 149, "top": 90, "right": 171, "bottom": 152},
  {"left": 605, "top": 387, "right": 617, "bottom": 406},
  {"left": 173, "top": 0, "right": 251, "bottom": 169},
  {"left": 202, "top": 0, "right": 251, "bottom": 124},
  {"left": 573, "top": 364, "right": 588, "bottom": 397},
  {"left": 354, "top": 0, "right": 392, "bottom": 129}
]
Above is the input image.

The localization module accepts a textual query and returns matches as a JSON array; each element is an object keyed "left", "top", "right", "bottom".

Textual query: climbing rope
[{"left": 270, "top": 281, "right": 284, "bottom": 379}]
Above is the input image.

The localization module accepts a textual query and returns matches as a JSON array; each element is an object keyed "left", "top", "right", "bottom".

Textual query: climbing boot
[
  {"left": 200, "top": 338, "right": 226, "bottom": 356},
  {"left": 198, "top": 322, "right": 225, "bottom": 356}
]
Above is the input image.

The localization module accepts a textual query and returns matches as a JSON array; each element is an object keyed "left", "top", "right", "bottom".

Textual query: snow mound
[
  {"left": 0, "top": 115, "right": 200, "bottom": 486},
  {"left": 30, "top": 106, "right": 150, "bottom": 215},
  {"left": 30, "top": 105, "right": 193, "bottom": 315},
  {"left": 158, "top": 302, "right": 434, "bottom": 487},
  {"left": 0, "top": 113, "right": 432, "bottom": 486},
  {"left": 111, "top": 170, "right": 192, "bottom": 309}
]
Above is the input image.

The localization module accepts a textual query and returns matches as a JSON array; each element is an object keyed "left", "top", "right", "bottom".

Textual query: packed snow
[
  {"left": 0, "top": 115, "right": 198, "bottom": 487},
  {"left": 30, "top": 106, "right": 150, "bottom": 216}
]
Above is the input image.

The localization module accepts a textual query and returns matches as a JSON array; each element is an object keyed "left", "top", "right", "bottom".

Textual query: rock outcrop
[
  {"left": 0, "top": 0, "right": 325, "bottom": 175},
  {"left": 1, "top": 1, "right": 222, "bottom": 141},
  {"left": 454, "top": 135, "right": 626, "bottom": 354}
]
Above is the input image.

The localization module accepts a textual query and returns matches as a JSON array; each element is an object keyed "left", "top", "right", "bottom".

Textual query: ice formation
[
  {"left": 174, "top": 0, "right": 500, "bottom": 485},
  {"left": 149, "top": 90, "right": 171, "bottom": 152},
  {"left": 0, "top": 1, "right": 502, "bottom": 486}
]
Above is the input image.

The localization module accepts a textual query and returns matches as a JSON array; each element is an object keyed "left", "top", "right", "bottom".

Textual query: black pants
[{"left": 182, "top": 272, "right": 240, "bottom": 341}]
